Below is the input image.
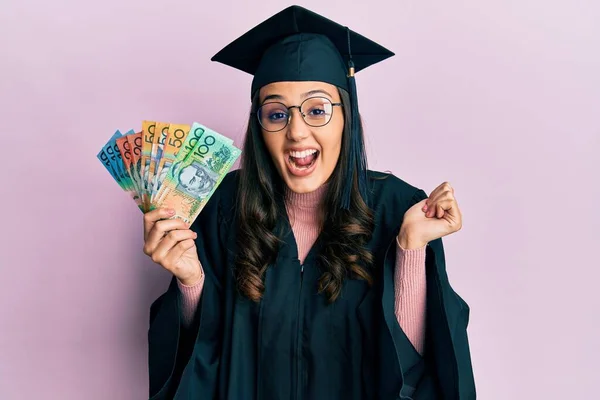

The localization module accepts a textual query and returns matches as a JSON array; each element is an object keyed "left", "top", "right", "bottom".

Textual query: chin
[
  {"left": 278, "top": 160, "right": 329, "bottom": 194},
  {"left": 283, "top": 175, "right": 325, "bottom": 194}
]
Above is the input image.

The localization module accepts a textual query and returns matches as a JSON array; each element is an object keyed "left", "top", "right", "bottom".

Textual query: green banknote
[
  {"left": 153, "top": 123, "right": 233, "bottom": 205},
  {"left": 154, "top": 123, "right": 241, "bottom": 224}
]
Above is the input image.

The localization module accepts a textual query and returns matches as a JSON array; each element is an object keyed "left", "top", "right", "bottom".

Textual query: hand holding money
[
  {"left": 98, "top": 120, "right": 241, "bottom": 279},
  {"left": 143, "top": 207, "right": 202, "bottom": 286}
]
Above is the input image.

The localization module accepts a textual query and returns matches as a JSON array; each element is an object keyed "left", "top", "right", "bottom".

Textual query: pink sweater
[{"left": 177, "top": 185, "right": 427, "bottom": 354}]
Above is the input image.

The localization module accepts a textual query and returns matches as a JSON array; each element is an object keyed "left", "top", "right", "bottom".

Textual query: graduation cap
[{"left": 211, "top": 5, "right": 395, "bottom": 209}]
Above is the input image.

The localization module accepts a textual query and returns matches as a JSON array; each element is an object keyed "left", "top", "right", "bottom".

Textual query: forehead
[
  {"left": 259, "top": 81, "right": 340, "bottom": 102},
  {"left": 181, "top": 166, "right": 195, "bottom": 176}
]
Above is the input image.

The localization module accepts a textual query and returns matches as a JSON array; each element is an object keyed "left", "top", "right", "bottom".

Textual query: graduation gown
[{"left": 147, "top": 170, "right": 476, "bottom": 400}]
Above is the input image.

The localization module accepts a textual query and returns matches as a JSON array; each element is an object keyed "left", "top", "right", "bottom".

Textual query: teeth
[{"left": 290, "top": 149, "right": 317, "bottom": 158}]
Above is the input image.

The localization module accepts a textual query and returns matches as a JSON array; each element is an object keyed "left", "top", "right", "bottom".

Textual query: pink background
[{"left": 1, "top": 0, "right": 598, "bottom": 398}]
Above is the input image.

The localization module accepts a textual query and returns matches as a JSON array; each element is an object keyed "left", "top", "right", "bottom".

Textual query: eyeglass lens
[{"left": 257, "top": 97, "right": 335, "bottom": 131}]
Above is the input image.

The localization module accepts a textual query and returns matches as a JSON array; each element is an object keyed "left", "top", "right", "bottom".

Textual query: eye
[
  {"left": 307, "top": 107, "right": 326, "bottom": 116},
  {"left": 268, "top": 111, "right": 288, "bottom": 121}
]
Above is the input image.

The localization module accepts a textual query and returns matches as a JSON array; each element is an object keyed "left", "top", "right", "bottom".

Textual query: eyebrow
[
  {"left": 303, "top": 89, "right": 333, "bottom": 99},
  {"left": 261, "top": 89, "right": 334, "bottom": 103},
  {"left": 262, "top": 94, "right": 284, "bottom": 102}
]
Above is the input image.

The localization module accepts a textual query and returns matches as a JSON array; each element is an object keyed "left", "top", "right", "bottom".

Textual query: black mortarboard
[{"left": 211, "top": 5, "right": 395, "bottom": 209}]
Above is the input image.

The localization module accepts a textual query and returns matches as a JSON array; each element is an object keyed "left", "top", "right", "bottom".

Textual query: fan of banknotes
[{"left": 98, "top": 121, "right": 241, "bottom": 224}]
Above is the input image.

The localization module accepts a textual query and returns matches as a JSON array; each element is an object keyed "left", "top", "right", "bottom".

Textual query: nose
[{"left": 286, "top": 107, "right": 309, "bottom": 142}]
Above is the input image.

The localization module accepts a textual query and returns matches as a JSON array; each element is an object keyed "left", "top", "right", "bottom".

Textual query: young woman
[{"left": 143, "top": 6, "right": 475, "bottom": 400}]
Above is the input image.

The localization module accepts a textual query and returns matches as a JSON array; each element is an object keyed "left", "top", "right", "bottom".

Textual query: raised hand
[{"left": 398, "top": 182, "right": 463, "bottom": 249}]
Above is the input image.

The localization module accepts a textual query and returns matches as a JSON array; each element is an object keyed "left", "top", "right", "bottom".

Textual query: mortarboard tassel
[{"left": 341, "top": 28, "right": 369, "bottom": 210}]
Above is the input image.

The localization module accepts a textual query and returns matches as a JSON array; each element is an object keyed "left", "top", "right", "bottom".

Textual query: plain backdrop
[{"left": 1, "top": 0, "right": 598, "bottom": 398}]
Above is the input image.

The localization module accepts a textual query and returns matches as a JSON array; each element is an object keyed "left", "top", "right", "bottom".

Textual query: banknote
[
  {"left": 148, "top": 122, "right": 167, "bottom": 204},
  {"left": 97, "top": 131, "right": 123, "bottom": 188},
  {"left": 105, "top": 131, "right": 129, "bottom": 189},
  {"left": 98, "top": 130, "right": 140, "bottom": 207},
  {"left": 153, "top": 122, "right": 210, "bottom": 204},
  {"left": 115, "top": 135, "right": 135, "bottom": 189},
  {"left": 150, "top": 123, "right": 190, "bottom": 206},
  {"left": 153, "top": 123, "right": 232, "bottom": 205},
  {"left": 141, "top": 121, "right": 156, "bottom": 210},
  {"left": 127, "top": 132, "right": 145, "bottom": 210},
  {"left": 99, "top": 121, "right": 240, "bottom": 216},
  {"left": 155, "top": 125, "right": 241, "bottom": 223},
  {"left": 112, "top": 131, "right": 141, "bottom": 206},
  {"left": 116, "top": 132, "right": 144, "bottom": 210},
  {"left": 114, "top": 129, "right": 136, "bottom": 189},
  {"left": 178, "top": 122, "right": 233, "bottom": 163},
  {"left": 149, "top": 122, "right": 170, "bottom": 203}
]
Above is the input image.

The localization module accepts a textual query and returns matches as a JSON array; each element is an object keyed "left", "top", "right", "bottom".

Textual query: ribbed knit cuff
[
  {"left": 177, "top": 269, "right": 205, "bottom": 327},
  {"left": 395, "top": 236, "right": 427, "bottom": 277}
]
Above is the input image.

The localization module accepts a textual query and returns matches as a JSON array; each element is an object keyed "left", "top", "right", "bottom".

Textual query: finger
[
  {"left": 145, "top": 220, "right": 191, "bottom": 256},
  {"left": 436, "top": 203, "right": 445, "bottom": 218},
  {"left": 438, "top": 199, "right": 463, "bottom": 230},
  {"left": 144, "top": 219, "right": 190, "bottom": 256},
  {"left": 423, "top": 182, "right": 452, "bottom": 211},
  {"left": 426, "top": 191, "right": 455, "bottom": 216},
  {"left": 151, "top": 230, "right": 197, "bottom": 265},
  {"left": 163, "top": 238, "right": 197, "bottom": 267},
  {"left": 144, "top": 208, "right": 175, "bottom": 240},
  {"left": 428, "top": 186, "right": 454, "bottom": 205},
  {"left": 430, "top": 199, "right": 456, "bottom": 219}
]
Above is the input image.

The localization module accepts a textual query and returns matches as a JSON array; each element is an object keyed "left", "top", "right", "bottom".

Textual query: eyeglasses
[{"left": 255, "top": 96, "right": 343, "bottom": 132}]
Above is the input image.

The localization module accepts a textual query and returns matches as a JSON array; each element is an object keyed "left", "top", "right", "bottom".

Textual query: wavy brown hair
[{"left": 235, "top": 88, "right": 375, "bottom": 303}]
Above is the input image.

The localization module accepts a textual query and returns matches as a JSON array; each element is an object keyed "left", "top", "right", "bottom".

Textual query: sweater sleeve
[
  {"left": 176, "top": 266, "right": 205, "bottom": 328},
  {"left": 393, "top": 236, "right": 427, "bottom": 355}
]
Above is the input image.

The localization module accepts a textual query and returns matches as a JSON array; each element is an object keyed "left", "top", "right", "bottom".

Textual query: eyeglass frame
[{"left": 252, "top": 96, "right": 344, "bottom": 132}]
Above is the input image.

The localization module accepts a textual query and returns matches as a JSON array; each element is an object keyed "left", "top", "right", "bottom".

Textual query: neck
[
  {"left": 283, "top": 183, "right": 328, "bottom": 264},
  {"left": 284, "top": 183, "right": 328, "bottom": 209}
]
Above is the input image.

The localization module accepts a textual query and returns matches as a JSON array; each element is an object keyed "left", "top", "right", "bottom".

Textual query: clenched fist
[{"left": 399, "top": 182, "right": 463, "bottom": 249}]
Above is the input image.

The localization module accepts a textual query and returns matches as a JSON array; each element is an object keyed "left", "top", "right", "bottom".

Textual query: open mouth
[
  {"left": 286, "top": 149, "right": 320, "bottom": 176},
  {"left": 289, "top": 149, "right": 319, "bottom": 168}
]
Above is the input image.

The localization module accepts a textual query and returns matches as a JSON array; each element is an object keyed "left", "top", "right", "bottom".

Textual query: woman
[{"left": 143, "top": 6, "right": 475, "bottom": 400}]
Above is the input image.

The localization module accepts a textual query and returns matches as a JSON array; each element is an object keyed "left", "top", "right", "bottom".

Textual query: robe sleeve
[
  {"left": 147, "top": 184, "right": 228, "bottom": 400},
  {"left": 409, "top": 188, "right": 477, "bottom": 400},
  {"left": 382, "top": 187, "right": 476, "bottom": 399}
]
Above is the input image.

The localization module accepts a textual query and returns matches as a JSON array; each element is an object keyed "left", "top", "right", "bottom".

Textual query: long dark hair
[{"left": 235, "top": 88, "right": 375, "bottom": 303}]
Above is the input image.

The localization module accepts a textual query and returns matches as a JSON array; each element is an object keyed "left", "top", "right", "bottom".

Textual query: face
[
  {"left": 258, "top": 81, "right": 344, "bottom": 194},
  {"left": 179, "top": 165, "right": 214, "bottom": 196}
]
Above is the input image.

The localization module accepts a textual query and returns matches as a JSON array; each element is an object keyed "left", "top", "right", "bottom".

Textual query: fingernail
[
  {"left": 423, "top": 205, "right": 428, "bottom": 212},
  {"left": 167, "top": 209, "right": 175, "bottom": 215}
]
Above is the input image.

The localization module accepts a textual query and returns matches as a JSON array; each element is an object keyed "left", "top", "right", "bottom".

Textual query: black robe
[{"left": 147, "top": 170, "right": 476, "bottom": 399}]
